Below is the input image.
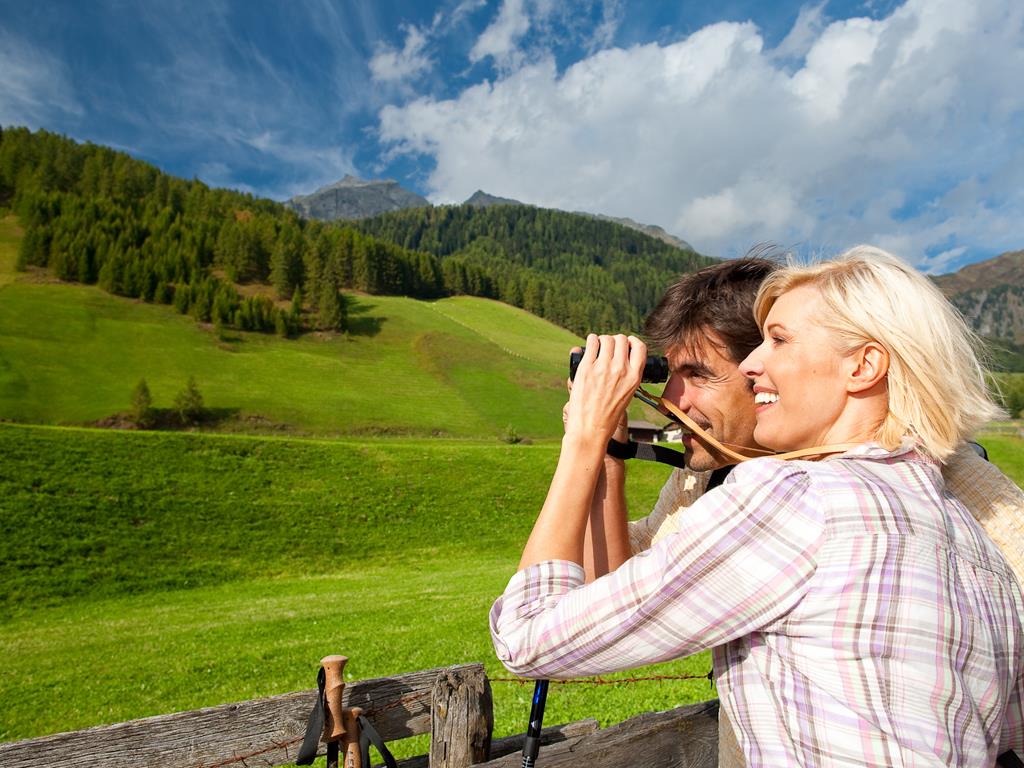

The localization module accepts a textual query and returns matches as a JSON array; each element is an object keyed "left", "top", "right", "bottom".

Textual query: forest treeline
[
  {"left": 0, "top": 126, "right": 713, "bottom": 337},
  {"left": 356, "top": 205, "right": 712, "bottom": 332}
]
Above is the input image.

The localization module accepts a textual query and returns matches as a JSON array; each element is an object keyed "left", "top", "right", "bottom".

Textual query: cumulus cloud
[
  {"left": 370, "top": 23, "right": 433, "bottom": 83},
  {"left": 379, "top": 0, "right": 1024, "bottom": 270}
]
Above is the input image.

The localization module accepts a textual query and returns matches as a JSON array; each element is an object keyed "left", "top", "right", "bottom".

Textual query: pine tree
[
  {"left": 131, "top": 378, "right": 154, "bottom": 427},
  {"left": 173, "top": 376, "right": 204, "bottom": 425},
  {"left": 318, "top": 285, "right": 346, "bottom": 332}
]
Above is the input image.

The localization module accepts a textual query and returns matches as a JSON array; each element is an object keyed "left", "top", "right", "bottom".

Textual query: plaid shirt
[{"left": 490, "top": 443, "right": 1024, "bottom": 767}]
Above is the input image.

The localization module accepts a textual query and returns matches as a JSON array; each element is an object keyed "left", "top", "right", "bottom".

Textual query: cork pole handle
[
  {"left": 343, "top": 706, "right": 363, "bottom": 768},
  {"left": 321, "top": 655, "right": 349, "bottom": 742}
]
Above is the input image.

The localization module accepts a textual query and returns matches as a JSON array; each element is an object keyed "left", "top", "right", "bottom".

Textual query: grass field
[
  {"left": 0, "top": 283, "right": 572, "bottom": 437},
  {"left": 0, "top": 212, "right": 665, "bottom": 439},
  {"left": 0, "top": 423, "right": 714, "bottom": 750},
  {"left": 3, "top": 422, "right": 1022, "bottom": 752}
]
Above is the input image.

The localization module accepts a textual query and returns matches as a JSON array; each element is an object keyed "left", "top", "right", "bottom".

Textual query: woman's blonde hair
[{"left": 753, "top": 245, "right": 1003, "bottom": 462}]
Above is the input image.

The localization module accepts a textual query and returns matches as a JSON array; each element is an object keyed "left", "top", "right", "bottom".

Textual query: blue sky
[{"left": 1, "top": 0, "right": 1022, "bottom": 272}]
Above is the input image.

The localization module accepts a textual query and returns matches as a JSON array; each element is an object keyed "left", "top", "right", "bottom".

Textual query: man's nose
[{"left": 663, "top": 375, "right": 692, "bottom": 411}]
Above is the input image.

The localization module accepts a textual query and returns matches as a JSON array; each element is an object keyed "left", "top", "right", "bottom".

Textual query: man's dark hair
[{"left": 644, "top": 254, "right": 779, "bottom": 364}]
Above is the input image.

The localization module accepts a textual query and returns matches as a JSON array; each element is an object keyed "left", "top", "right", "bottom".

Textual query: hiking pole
[
  {"left": 521, "top": 679, "right": 549, "bottom": 767},
  {"left": 342, "top": 706, "right": 364, "bottom": 768},
  {"left": 322, "top": 655, "right": 349, "bottom": 768}
]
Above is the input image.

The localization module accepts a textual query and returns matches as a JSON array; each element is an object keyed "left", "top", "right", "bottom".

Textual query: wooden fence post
[{"left": 429, "top": 666, "right": 493, "bottom": 767}]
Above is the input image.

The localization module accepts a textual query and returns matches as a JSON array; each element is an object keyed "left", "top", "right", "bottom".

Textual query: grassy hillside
[
  {"left": 0, "top": 211, "right": 606, "bottom": 438},
  {"left": 0, "top": 423, "right": 712, "bottom": 746},
  {"left": 0, "top": 425, "right": 560, "bottom": 612}
]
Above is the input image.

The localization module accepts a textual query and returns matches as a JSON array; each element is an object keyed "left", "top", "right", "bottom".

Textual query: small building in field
[
  {"left": 662, "top": 424, "right": 684, "bottom": 443},
  {"left": 627, "top": 420, "right": 663, "bottom": 443}
]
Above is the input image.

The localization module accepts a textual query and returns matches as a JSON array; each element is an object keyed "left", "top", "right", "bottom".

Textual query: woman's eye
[{"left": 771, "top": 336, "right": 786, "bottom": 346}]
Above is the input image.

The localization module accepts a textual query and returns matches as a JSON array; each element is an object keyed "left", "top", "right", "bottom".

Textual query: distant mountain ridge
[
  {"left": 465, "top": 190, "right": 521, "bottom": 207},
  {"left": 933, "top": 250, "right": 1024, "bottom": 350},
  {"left": 575, "top": 212, "right": 693, "bottom": 251},
  {"left": 288, "top": 177, "right": 695, "bottom": 253},
  {"left": 285, "top": 175, "right": 430, "bottom": 220}
]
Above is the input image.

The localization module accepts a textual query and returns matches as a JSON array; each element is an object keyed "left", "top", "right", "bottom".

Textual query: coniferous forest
[{"left": 0, "top": 126, "right": 714, "bottom": 337}]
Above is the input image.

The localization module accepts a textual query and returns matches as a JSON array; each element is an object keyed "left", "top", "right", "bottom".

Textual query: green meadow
[
  {"left": 0, "top": 213, "right": 703, "bottom": 754},
  {"left": 0, "top": 424, "right": 715, "bottom": 752},
  {"left": 1, "top": 212, "right": 614, "bottom": 439},
  {"left": 2, "top": 211, "right": 1023, "bottom": 761}
]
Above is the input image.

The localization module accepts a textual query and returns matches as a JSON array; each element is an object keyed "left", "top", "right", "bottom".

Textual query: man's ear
[{"left": 847, "top": 342, "right": 889, "bottom": 393}]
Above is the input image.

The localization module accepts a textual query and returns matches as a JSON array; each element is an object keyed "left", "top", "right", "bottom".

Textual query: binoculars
[{"left": 568, "top": 349, "right": 669, "bottom": 383}]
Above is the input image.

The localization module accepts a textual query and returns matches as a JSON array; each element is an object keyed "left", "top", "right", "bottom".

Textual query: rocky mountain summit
[
  {"left": 934, "top": 250, "right": 1024, "bottom": 345},
  {"left": 288, "top": 176, "right": 695, "bottom": 253},
  {"left": 464, "top": 189, "right": 523, "bottom": 207},
  {"left": 285, "top": 175, "right": 429, "bottom": 220}
]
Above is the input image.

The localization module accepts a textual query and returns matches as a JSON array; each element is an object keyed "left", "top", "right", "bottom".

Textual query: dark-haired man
[
  {"left": 581, "top": 257, "right": 776, "bottom": 581},
  {"left": 574, "top": 257, "right": 1024, "bottom": 768}
]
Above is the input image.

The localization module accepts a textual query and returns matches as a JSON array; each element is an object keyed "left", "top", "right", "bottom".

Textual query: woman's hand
[
  {"left": 564, "top": 346, "right": 630, "bottom": 444},
  {"left": 563, "top": 334, "right": 646, "bottom": 448},
  {"left": 520, "top": 334, "right": 645, "bottom": 571}
]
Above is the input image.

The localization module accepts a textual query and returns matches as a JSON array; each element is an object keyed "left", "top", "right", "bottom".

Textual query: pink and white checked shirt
[{"left": 490, "top": 443, "right": 1024, "bottom": 766}]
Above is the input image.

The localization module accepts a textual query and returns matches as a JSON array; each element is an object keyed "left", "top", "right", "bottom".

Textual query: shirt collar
[{"left": 826, "top": 438, "right": 930, "bottom": 464}]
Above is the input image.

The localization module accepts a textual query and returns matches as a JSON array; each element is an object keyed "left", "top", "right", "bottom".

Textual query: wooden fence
[{"left": 0, "top": 662, "right": 719, "bottom": 768}]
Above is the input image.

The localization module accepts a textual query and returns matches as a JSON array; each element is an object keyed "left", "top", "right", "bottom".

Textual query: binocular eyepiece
[{"left": 569, "top": 349, "right": 669, "bottom": 383}]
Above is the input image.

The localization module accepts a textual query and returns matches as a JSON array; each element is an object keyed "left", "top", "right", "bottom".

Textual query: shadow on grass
[
  {"left": 93, "top": 406, "right": 242, "bottom": 431},
  {"left": 345, "top": 299, "right": 385, "bottom": 338}
]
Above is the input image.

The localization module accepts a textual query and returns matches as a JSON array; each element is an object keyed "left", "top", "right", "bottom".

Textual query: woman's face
[{"left": 739, "top": 285, "right": 852, "bottom": 451}]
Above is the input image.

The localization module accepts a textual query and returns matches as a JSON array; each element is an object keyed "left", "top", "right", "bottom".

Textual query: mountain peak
[
  {"left": 464, "top": 190, "right": 523, "bottom": 207},
  {"left": 286, "top": 176, "right": 429, "bottom": 221}
]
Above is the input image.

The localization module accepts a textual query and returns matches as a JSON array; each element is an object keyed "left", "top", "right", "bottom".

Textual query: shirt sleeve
[{"left": 490, "top": 459, "right": 825, "bottom": 678}]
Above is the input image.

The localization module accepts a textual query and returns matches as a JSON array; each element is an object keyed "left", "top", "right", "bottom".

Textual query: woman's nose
[{"left": 739, "top": 344, "right": 765, "bottom": 379}]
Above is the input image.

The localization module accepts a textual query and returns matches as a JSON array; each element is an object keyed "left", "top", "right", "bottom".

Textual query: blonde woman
[{"left": 490, "top": 247, "right": 1023, "bottom": 766}]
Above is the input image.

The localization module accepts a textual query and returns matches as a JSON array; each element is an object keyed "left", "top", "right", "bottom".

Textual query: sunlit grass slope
[
  {"left": 0, "top": 423, "right": 713, "bottom": 745},
  {"left": 0, "top": 216, "right": 587, "bottom": 438}
]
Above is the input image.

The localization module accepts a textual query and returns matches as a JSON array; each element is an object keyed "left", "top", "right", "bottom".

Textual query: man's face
[{"left": 661, "top": 330, "right": 762, "bottom": 472}]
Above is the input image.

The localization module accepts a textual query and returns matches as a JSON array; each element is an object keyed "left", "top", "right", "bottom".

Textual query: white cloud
[
  {"left": 452, "top": 0, "right": 488, "bottom": 25},
  {"left": 0, "top": 29, "right": 82, "bottom": 128},
  {"left": 379, "top": 0, "right": 1024, "bottom": 270},
  {"left": 469, "top": 0, "right": 531, "bottom": 67},
  {"left": 588, "top": 0, "right": 624, "bottom": 53},
  {"left": 370, "top": 24, "right": 433, "bottom": 83},
  {"left": 217, "top": 130, "right": 358, "bottom": 199}
]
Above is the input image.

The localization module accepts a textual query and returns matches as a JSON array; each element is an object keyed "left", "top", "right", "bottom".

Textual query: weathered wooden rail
[{"left": 0, "top": 662, "right": 719, "bottom": 768}]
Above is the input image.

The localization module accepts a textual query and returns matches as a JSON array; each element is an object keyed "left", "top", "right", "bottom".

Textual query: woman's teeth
[{"left": 754, "top": 392, "right": 779, "bottom": 405}]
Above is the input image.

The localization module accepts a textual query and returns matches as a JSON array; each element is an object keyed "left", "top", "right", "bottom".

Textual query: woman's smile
[{"left": 753, "top": 388, "right": 779, "bottom": 412}]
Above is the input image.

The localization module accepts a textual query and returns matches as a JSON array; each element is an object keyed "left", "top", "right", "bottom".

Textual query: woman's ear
[{"left": 847, "top": 342, "right": 889, "bottom": 393}]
